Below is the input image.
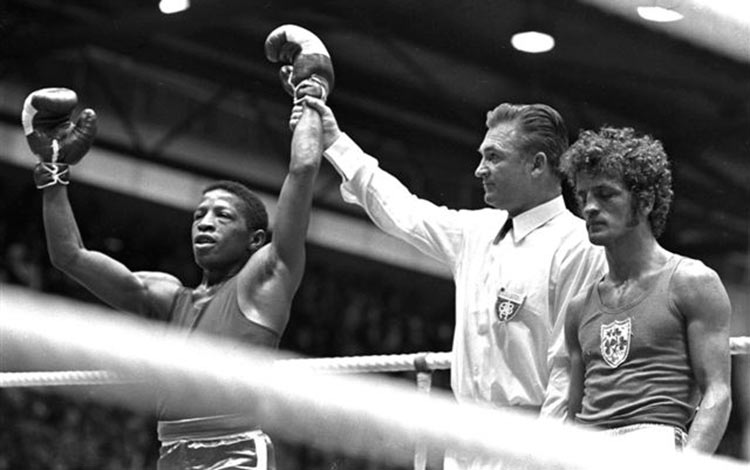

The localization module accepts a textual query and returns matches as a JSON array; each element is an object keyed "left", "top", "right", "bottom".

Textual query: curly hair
[
  {"left": 485, "top": 103, "right": 569, "bottom": 179},
  {"left": 560, "top": 126, "right": 673, "bottom": 238},
  {"left": 202, "top": 180, "right": 269, "bottom": 233}
]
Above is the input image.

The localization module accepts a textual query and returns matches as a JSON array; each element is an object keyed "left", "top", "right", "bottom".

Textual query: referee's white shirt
[{"left": 324, "top": 133, "right": 605, "bottom": 420}]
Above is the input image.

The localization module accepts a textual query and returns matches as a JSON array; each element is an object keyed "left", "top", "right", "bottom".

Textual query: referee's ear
[{"left": 529, "top": 151, "right": 548, "bottom": 176}]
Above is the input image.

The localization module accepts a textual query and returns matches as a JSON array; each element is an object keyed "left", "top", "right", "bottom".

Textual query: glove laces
[{"left": 34, "top": 162, "right": 70, "bottom": 189}]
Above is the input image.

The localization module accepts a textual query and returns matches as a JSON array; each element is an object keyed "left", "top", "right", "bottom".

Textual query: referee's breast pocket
[{"left": 494, "top": 286, "right": 526, "bottom": 323}]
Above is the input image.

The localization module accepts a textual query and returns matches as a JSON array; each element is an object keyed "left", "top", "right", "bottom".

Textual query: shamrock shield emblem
[{"left": 600, "top": 318, "right": 632, "bottom": 368}]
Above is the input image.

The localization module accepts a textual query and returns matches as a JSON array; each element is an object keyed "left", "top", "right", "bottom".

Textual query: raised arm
[
  {"left": 291, "top": 96, "right": 468, "bottom": 267},
  {"left": 261, "top": 25, "right": 334, "bottom": 286},
  {"left": 42, "top": 185, "right": 179, "bottom": 316},
  {"left": 270, "top": 102, "right": 323, "bottom": 283},
  {"left": 25, "top": 88, "right": 180, "bottom": 317},
  {"left": 673, "top": 260, "right": 732, "bottom": 454}
]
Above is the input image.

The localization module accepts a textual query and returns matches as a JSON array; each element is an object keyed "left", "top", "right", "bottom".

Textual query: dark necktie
[{"left": 494, "top": 217, "right": 513, "bottom": 244}]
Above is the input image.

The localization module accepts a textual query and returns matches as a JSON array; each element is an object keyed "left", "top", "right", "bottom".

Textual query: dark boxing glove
[
  {"left": 21, "top": 88, "right": 97, "bottom": 189},
  {"left": 264, "top": 25, "right": 334, "bottom": 102}
]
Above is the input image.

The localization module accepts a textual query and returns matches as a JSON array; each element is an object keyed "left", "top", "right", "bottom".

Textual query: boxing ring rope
[
  {"left": 1, "top": 284, "right": 748, "bottom": 470},
  {"left": 3, "top": 339, "right": 749, "bottom": 388},
  {"left": 0, "top": 352, "right": 452, "bottom": 387}
]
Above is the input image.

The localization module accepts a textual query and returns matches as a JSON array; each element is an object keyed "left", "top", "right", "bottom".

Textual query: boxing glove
[
  {"left": 21, "top": 88, "right": 97, "bottom": 189},
  {"left": 265, "top": 25, "right": 334, "bottom": 102}
]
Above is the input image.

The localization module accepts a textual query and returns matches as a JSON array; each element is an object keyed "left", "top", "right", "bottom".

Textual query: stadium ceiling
[{"left": 1, "top": 0, "right": 749, "bottom": 264}]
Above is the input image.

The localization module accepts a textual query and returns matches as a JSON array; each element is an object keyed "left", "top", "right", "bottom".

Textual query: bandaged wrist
[{"left": 33, "top": 162, "right": 70, "bottom": 189}]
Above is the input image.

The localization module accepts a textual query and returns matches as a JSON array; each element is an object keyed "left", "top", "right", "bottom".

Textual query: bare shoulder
[
  {"left": 671, "top": 257, "right": 730, "bottom": 320},
  {"left": 135, "top": 271, "right": 183, "bottom": 287},
  {"left": 242, "top": 243, "right": 300, "bottom": 288},
  {"left": 672, "top": 257, "right": 720, "bottom": 294},
  {"left": 235, "top": 245, "right": 296, "bottom": 333},
  {"left": 134, "top": 271, "right": 184, "bottom": 312}
]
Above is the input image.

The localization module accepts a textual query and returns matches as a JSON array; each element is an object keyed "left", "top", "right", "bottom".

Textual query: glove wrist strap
[{"left": 34, "top": 162, "right": 70, "bottom": 189}]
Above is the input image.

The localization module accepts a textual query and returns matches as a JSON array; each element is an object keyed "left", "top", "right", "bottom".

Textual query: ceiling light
[
  {"left": 637, "top": 5, "right": 684, "bottom": 22},
  {"left": 511, "top": 30, "right": 555, "bottom": 54},
  {"left": 159, "top": 0, "right": 190, "bottom": 14}
]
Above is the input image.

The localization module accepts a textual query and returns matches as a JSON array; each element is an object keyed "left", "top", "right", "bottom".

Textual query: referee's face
[{"left": 476, "top": 122, "right": 534, "bottom": 216}]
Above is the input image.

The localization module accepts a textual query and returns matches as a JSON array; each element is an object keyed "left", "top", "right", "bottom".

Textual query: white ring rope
[
  {"left": 0, "top": 352, "right": 452, "bottom": 387},
  {"left": 0, "top": 370, "right": 129, "bottom": 387},
  {"left": 3, "top": 339, "right": 748, "bottom": 388},
  {"left": 1, "top": 284, "right": 747, "bottom": 470},
  {"left": 278, "top": 351, "right": 452, "bottom": 373}
]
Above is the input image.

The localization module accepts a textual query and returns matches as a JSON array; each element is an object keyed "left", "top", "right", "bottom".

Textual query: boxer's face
[
  {"left": 475, "top": 121, "right": 535, "bottom": 216},
  {"left": 192, "top": 189, "right": 253, "bottom": 270},
  {"left": 575, "top": 173, "right": 640, "bottom": 246}
]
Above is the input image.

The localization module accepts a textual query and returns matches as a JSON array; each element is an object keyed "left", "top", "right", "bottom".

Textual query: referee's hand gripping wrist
[{"left": 289, "top": 96, "right": 341, "bottom": 150}]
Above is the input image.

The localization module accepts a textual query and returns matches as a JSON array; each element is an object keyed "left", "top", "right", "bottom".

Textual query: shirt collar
[{"left": 509, "top": 195, "right": 567, "bottom": 243}]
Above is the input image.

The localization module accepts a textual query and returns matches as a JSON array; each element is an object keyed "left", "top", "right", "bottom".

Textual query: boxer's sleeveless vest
[{"left": 575, "top": 255, "right": 697, "bottom": 431}]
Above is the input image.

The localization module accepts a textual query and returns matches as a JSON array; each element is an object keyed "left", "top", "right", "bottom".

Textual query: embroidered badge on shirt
[
  {"left": 495, "top": 288, "right": 525, "bottom": 323},
  {"left": 600, "top": 318, "right": 632, "bottom": 368}
]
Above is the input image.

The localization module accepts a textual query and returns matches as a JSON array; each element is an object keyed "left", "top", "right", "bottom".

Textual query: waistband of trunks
[
  {"left": 605, "top": 423, "right": 688, "bottom": 449},
  {"left": 158, "top": 413, "right": 259, "bottom": 442}
]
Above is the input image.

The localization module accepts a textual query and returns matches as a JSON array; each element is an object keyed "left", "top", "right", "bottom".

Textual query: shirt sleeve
[
  {"left": 324, "top": 133, "right": 466, "bottom": 268},
  {"left": 541, "top": 237, "right": 605, "bottom": 420}
]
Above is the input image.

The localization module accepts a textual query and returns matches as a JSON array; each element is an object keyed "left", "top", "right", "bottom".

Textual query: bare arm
[
  {"left": 564, "top": 296, "right": 585, "bottom": 422},
  {"left": 23, "top": 87, "right": 179, "bottom": 318},
  {"left": 257, "top": 25, "right": 327, "bottom": 291},
  {"left": 673, "top": 260, "right": 732, "bottom": 454},
  {"left": 235, "top": 103, "right": 322, "bottom": 333},
  {"left": 272, "top": 102, "right": 322, "bottom": 281},
  {"left": 43, "top": 185, "right": 180, "bottom": 317}
]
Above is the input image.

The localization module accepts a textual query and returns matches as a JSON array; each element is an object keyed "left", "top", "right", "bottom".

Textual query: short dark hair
[
  {"left": 561, "top": 126, "right": 673, "bottom": 238},
  {"left": 485, "top": 103, "right": 569, "bottom": 178},
  {"left": 202, "top": 180, "right": 268, "bottom": 232}
]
